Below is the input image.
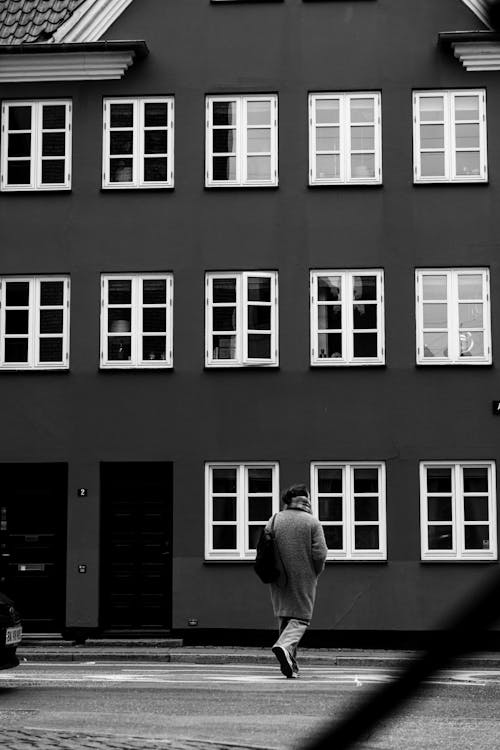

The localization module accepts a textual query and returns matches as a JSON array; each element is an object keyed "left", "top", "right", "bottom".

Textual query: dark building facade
[{"left": 1, "top": 0, "right": 500, "bottom": 643}]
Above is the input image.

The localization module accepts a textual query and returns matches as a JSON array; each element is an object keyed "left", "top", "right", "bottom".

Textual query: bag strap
[{"left": 269, "top": 512, "right": 288, "bottom": 586}]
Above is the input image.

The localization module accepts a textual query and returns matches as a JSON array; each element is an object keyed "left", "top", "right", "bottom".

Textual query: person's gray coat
[{"left": 265, "top": 508, "right": 328, "bottom": 621}]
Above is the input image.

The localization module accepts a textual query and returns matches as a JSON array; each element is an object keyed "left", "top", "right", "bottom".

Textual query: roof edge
[
  {"left": 0, "top": 40, "right": 148, "bottom": 57},
  {"left": 51, "top": 0, "right": 135, "bottom": 43},
  {"left": 461, "top": 0, "right": 493, "bottom": 28}
]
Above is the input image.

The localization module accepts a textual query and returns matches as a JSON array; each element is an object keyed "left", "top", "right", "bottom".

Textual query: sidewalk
[{"left": 16, "top": 638, "right": 500, "bottom": 669}]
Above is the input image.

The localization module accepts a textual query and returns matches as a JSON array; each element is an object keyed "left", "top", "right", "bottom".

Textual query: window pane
[
  {"left": 423, "top": 332, "right": 448, "bottom": 358},
  {"left": 145, "top": 131, "right": 168, "bottom": 154},
  {"left": 459, "top": 331, "right": 483, "bottom": 357},
  {"left": 248, "top": 334, "right": 271, "bottom": 359},
  {"left": 355, "top": 497, "right": 378, "bottom": 522},
  {"left": 248, "top": 468, "right": 273, "bottom": 493},
  {"left": 213, "top": 156, "right": 236, "bottom": 180},
  {"left": 459, "top": 303, "right": 483, "bottom": 329},
  {"left": 456, "top": 152, "right": 480, "bottom": 177},
  {"left": 213, "top": 278, "right": 236, "bottom": 303},
  {"left": 422, "top": 275, "right": 447, "bottom": 301},
  {"left": 427, "top": 468, "right": 452, "bottom": 493},
  {"left": 318, "top": 277, "right": 341, "bottom": 302},
  {"left": 213, "top": 307, "right": 235, "bottom": 332},
  {"left": 428, "top": 525, "right": 453, "bottom": 550},
  {"left": 318, "top": 468, "right": 342, "bottom": 493},
  {"left": 6, "top": 282, "right": 29, "bottom": 306},
  {"left": 420, "top": 124, "right": 444, "bottom": 149},
  {"left": 9, "top": 106, "right": 31, "bottom": 130},
  {"left": 464, "top": 526, "right": 490, "bottom": 551},
  {"left": 108, "top": 336, "right": 131, "bottom": 361},
  {"left": 247, "top": 101, "right": 270, "bottom": 126},
  {"left": 110, "top": 159, "right": 133, "bottom": 182},
  {"left": 353, "top": 276, "right": 376, "bottom": 301},
  {"left": 351, "top": 126, "right": 374, "bottom": 151},
  {"left": 316, "top": 154, "right": 340, "bottom": 179},
  {"left": 144, "top": 103, "right": 168, "bottom": 127},
  {"left": 316, "top": 99, "right": 339, "bottom": 124},
  {"left": 108, "top": 309, "right": 131, "bottom": 333},
  {"left": 247, "top": 129, "right": 271, "bottom": 154},
  {"left": 354, "top": 468, "right": 378, "bottom": 493},
  {"left": 41, "top": 161, "right": 65, "bottom": 184},
  {"left": 455, "top": 96, "right": 479, "bottom": 120},
  {"left": 249, "top": 525, "right": 265, "bottom": 550},
  {"left": 350, "top": 99, "right": 374, "bottom": 123},
  {"left": 248, "top": 277, "right": 271, "bottom": 302},
  {"left": 247, "top": 156, "right": 271, "bottom": 180},
  {"left": 463, "top": 468, "right": 488, "bottom": 493},
  {"left": 316, "top": 126, "right": 340, "bottom": 151},
  {"left": 420, "top": 97, "right": 444, "bottom": 121},
  {"left": 143, "top": 280, "right": 166, "bottom": 304},
  {"left": 213, "top": 497, "right": 236, "bottom": 522},
  {"left": 428, "top": 497, "right": 452, "bottom": 522},
  {"left": 142, "top": 337, "right": 166, "bottom": 361},
  {"left": 212, "top": 468, "right": 237, "bottom": 493},
  {"left": 213, "top": 130, "right": 236, "bottom": 153},
  {"left": 213, "top": 335, "right": 236, "bottom": 360},
  {"left": 248, "top": 306, "right": 271, "bottom": 331},
  {"left": 458, "top": 275, "right": 482, "bottom": 301},
  {"left": 8, "top": 161, "right": 31, "bottom": 185},
  {"left": 39, "top": 338, "right": 63, "bottom": 362},
  {"left": 353, "top": 304, "right": 377, "bottom": 329},
  {"left": 318, "top": 498, "right": 342, "bottom": 522},
  {"left": 351, "top": 154, "right": 375, "bottom": 178},
  {"left": 354, "top": 526, "right": 379, "bottom": 549},
  {"left": 108, "top": 280, "right": 132, "bottom": 304},
  {"left": 110, "top": 131, "right": 133, "bottom": 155},
  {"left": 324, "top": 526, "right": 342, "bottom": 549},
  {"left": 318, "top": 333, "right": 342, "bottom": 359},
  {"left": 42, "top": 105, "right": 65, "bottom": 130},
  {"left": 213, "top": 102, "right": 236, "bottom": 126},
  {"left": 353, "top": 333, "right": 378, "bottom": 358},
  {"left": 40, "top": 310, "right": 63, "bottom": 334},
  {"left": 8, "top": 133, "right": 31, "bottom": 158},
  {"left": 4, "top": 339, "right": 28, "bottom": 362},
  {"left": 143, "top": 308, "right": 166, "bottom": 332},
  {"left": 318, "top": 305, "right": 341, "bottom": 330},
  {"left": 423, "top": 304, "right": 447, "bottom": 329},
  {"left": 464, "top": 497, "right": 489, "bottom": 522},
  {"left": 42, "top": 132, "right": 65, "bottom": 157},
  {"left": 456, "top": 123, "right": 479, "bottom": 149},
  {"left": 5, "top": 310, "right": 29, "bottom": 334},
  {"left": 110, "top": 104, "right": 134, "bottom": 128},
  {"left": 248, "top": 497, "right": 273, "bottom": 521},
  {"left": 40, "top": 281, "right": 63, "bottom": 306},
  {"left": 421, "top": 152, "right": 445, "bottom": 177},
  {"left": 213, "top": 526, "right": 236, "bottom": 550}
]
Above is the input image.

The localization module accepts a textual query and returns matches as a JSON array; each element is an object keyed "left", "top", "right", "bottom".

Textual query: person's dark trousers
[{"left": 274, "top": 617, "right": 310, "bottom": 673}]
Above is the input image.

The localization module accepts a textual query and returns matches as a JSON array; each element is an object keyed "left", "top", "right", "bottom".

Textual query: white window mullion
[
  {"left": 242, "top": 273, "right": 249, "bottom": 363},
  {"left": 137, "top": 101, "right": 145, "bottom": 187}
]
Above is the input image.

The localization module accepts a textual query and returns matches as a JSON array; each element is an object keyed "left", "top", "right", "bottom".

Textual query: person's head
[{"left": 281, "top": 483, "right": 310, "bottom": 507}]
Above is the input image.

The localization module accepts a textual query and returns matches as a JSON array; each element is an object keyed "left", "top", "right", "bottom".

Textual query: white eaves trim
[
  {"left": 0, "top": 51, "right": 136, "bottom": 81},
  {"left": 51, "top": 0, "right": 134, "bottom": 43},
  {"left": 461, "top": 0, "right": 492, "bottom": 28},
  {"left": 452, "top": 41, "right": 500, "bottom": 69}
]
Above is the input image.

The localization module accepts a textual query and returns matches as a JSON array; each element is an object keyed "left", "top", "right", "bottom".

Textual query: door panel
[{"left": 100, "top": 462, "right": 173, "bottom": 631}]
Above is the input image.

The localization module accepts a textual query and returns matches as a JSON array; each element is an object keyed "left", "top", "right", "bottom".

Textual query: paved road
[{"left": 1, "top": 662, "right": 500, "bottom": 749}]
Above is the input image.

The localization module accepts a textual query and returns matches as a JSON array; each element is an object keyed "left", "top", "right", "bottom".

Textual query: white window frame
[
  {"left": 206, "top": 94, "right": 278, "bottom": 187},
  {"left": 311, "top": 462, "right": 387, "bottom": 561},
  {"left": 413, "top": 90, "right": 487, "bottom": 184},
  {"left": 205, "top": 461, "right": 279, "bottom": 561},
  {"left": 205, "top": 271, "right": 278, "bottom": 367},
  {"left": 102, "top": 97, "right": 174, "bottom": 189},
  {"left": 310, "top": 269, "right": 384, "bottom": 366},
  {"left": 420, "top": 461, "right": 497, "bottom": 561},
  {"left": 0, "top": 276, "right": 70, "bottom": 370},
  {"left": 309, "top": 92, "right": 382, "bottom": 186},
  {"left": 100, "top": 273, "right": 173, "bottom": 369},
  {"left": 415, "top": 268, "right": 491, "bottom": 365},
  {"left": 1, "top": 100, "right": 72, "bottom": 191}
]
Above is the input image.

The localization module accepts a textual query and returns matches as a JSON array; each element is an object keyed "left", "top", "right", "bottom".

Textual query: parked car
[{"left": 0, "top": 592, "right": 21, "bottom": 669}]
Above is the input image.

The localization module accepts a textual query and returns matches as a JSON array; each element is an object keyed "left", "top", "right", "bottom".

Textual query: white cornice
[
  {"left": 461, "top": 0, "right": 493, "bottom": 28},
  {"left": 452, "top": 40, "right": 500, "bottom": 69},
  {"left": 0, "top": 51, "right": 136, "bottom": 81},
  {"left": 51, "top": 0, "right": 134, "bottom": 43}
]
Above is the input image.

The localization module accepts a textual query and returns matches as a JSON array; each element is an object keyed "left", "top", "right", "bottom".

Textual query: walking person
[{"left": 266, "top": 483, "right": 328, "bottom": 678}]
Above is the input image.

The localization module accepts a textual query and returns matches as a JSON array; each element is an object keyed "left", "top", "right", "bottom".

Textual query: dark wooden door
[
  {"left": 0, "top": 463, "right": 67, "bottom": 632},
  {"left": 100, "top": 462, "right": 173, "bottom": 631}
]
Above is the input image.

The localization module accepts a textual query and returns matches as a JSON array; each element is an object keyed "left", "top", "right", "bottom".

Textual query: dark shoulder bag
[{"left": 254, "top": 514, "right": 280, "bottom": 583}]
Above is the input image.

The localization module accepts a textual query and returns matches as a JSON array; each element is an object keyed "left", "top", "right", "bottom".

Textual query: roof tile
[{"left": 0, "top": 0, "right": 88, "bottom": 44}]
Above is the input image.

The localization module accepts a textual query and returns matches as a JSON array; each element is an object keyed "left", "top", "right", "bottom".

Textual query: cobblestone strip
[{"left": 0, "top": 729, "right": 261, "bottom": 750}]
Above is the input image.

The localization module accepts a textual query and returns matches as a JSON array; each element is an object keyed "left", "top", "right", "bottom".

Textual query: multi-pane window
[
  {"left": 310, "top": 270, "right": 384, "bottom": 365},
  {"left": 413, "top": 90, "right": 487, "bottom": 183},
  {"left": 420, "top": 462, "right": 497, "bottom": 561},
  {"left": 415, "top": 269, "right": 491, "bottom": 365},
  {"left": 100, "top": 274, "right": 173, "bottom": 368},
  {"left": 309, "top": 93, "right": 382, "bottom": 185},
  {"left": 102, "top": 98, "right": 174, "bottom": 188},
  {"left": 1, "top": 101, "right": 71, "bottom": 191},
  {"left": 206, "top": 95, "right": 278, "bottom": 186},
  {"left": 311, "top": 463, "right": 386, "bottom": 561},
  {"left": 0, "top": 276, "right": 70, "bottom": 369},
  {"left": 206, "top": 271, "right": 278, "bottom": 366},
  {"left": 205, "top": 462, "right": 279, "bottom": 560}
]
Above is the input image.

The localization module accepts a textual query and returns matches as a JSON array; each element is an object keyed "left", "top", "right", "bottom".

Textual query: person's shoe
[{"left": 272, "top": 645, "right": 294, "bottom": 678}]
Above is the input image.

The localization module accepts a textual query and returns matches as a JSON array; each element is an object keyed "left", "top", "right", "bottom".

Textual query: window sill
[
  {"left": 204, "top": 558, "right": 256, "bottom": 564},
  {"left": 416, "top": 361, "right": 492, "bottom": 367},
  {"left": 309, "top": 181, "right": 383, "bottom": 188},
  {"left": 413, "top": 179, "right": 488, "bottom": 187},
  {"left": 204, "top": 364, "right": 279, "bottom": 370},
  {"left": 0, "top": 187, "right": 72, "bottom": 194},
  {"left": 311, "top": 361, "right": 385, "bottom": 367},
  {"left": 99, "top": 366, "right": 174, "bottom": 373},
  {"left": 0, "top": 367, "right": 70, "bottom": 373},
  {"left": 205, "top": 183, "right": 279, "bottom": 190},
  {"left": 325, "top": 558, "right": 387, "bottom": 563},
  {"left": 100, "top": 186, "right": 174, "bottom": 193},
  {"left": 420, "top": 557, "right": 497, "bottom": 563}
]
